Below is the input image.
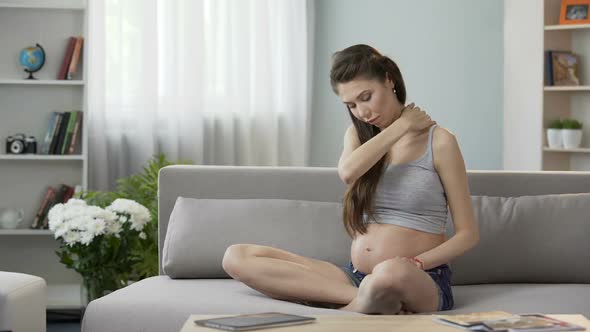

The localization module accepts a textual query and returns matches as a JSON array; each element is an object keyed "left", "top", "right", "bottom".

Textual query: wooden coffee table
[{"left": 180, "top": 314, "right": 590, "bottom": 332}]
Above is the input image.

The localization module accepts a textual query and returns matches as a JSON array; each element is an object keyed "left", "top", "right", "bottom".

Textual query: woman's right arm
[{"left": 337, "top": 105, "right": 434, "bottom": 184}]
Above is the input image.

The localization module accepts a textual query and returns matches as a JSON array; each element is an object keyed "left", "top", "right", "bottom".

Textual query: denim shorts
[{"left": 340, "top": 261, "right": 454, "bottom": 311}]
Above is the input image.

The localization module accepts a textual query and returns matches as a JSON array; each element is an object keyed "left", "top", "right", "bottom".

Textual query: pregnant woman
[{"left": 222, "top": 44, "right": 479, "bottom": 314}]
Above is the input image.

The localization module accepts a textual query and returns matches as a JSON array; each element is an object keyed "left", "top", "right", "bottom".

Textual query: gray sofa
[{"left": 82, "top": 166, "right": 590, "bottom": 332}]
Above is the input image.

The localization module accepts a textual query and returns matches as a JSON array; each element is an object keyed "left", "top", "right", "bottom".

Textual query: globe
[{"left": 19, "top": 43, "right": 45, "bottom": 80}]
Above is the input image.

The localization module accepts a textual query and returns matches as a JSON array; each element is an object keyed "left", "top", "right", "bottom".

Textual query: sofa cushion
[
  {"left": 82, "top": 276, "right": 358, "bottom": 332},
  {"left": 81, "top": 277, "right": 590, "bottom": 332},
  {"left": 447, "top": 284, "right": 590, "bottom": 315},
  {"left": 447, "top": 193, "right": 590, "bottom": 285},
  {"left": 162, "top": 197, "right": 350, "bottom": 278}
]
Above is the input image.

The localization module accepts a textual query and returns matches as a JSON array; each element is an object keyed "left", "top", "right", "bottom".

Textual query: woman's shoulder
[
  {"left": 431, "top": 125, "right": 463, "bottom": 170},
  {"left": 432, "top": 125, "right": 458, "bottom": 149}
]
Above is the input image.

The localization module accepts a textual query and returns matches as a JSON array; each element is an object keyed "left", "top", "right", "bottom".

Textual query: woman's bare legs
[
  {"left": 339, "top": 257, "right": 439, "bottom": 314},
  {"left": 222, "top": 244, "right": 358, "bottom": 305}
]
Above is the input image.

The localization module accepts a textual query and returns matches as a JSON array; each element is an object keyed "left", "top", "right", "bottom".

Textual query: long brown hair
[{"left": 330, "top": 44, "right": 407, "bottom": 238}]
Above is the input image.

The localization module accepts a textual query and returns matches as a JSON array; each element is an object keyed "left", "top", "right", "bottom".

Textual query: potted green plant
[
  {"left": 547, "top": 119, "right": 564, "bottom": 148},
  {"left": 48, "top": 154, "right": 192, "bottom": 307},
  {"left": 561, "top": 119, "right": 583, "bottom": 149}
]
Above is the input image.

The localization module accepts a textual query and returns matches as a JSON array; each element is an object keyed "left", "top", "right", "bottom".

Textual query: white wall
[
  {"left": 503, "top": 0, "right": 543, "bottom": 170},
  {"left": 310, "top": 0, "right": 504, "bottom": 170}
]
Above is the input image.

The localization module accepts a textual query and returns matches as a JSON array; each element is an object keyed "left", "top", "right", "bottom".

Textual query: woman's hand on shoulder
[{"left": 397, "top": 103, "right": 436, "bottom": 132}]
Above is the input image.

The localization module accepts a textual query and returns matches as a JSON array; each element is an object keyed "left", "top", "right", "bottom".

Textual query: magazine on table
[{"left": 432, "top": 311, "right": 586, "bottom": 332}]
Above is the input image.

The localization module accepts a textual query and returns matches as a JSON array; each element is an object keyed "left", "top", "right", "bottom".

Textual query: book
[
  {"left": 62, "top": 184, "right": 75, "bottom": 203},
  {"left": 67, "top": 36, "right": 83, "bottom": 80},
  {"left": 53, "top": 112, "right": 70, "bottom": 155},
  {"left": 433, "top": 311, "right": 517, "bottom": 330},
  {"left": 483, "top": 314, "right": 585, "bottom": 332},
  {"left": 31, "top": 186, "right": 56, "bottom": 229},
  {"left": 57, "top": 36, "right": 77, "bottom": 80},
  {"left": 61, "top": 111, "right": 78, "bottom": 155},
  {"left": 545, "top": 50, "right": 553, "bottom": 86},
  {"left": 41, "top": 111, "right": 59, "bottom": 154},
  {"left": 551, "top": 51, "right": 580, "bottom": 86},
  {"left": 432, "top": 312, "right": 586, "bottom": 332},
  {"left": 68, "top": 111, "right": 83, "bottom": 154},
  {"left": 48, "top": 112, "right": 63, "bottom": 155}
]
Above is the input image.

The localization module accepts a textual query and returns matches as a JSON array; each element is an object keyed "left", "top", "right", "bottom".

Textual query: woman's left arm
[{"left": 414, "top": 127, "right": 480, "bottom": 270}]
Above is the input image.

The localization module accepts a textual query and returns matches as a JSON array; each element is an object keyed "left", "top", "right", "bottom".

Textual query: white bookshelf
[
  {"left": 0, "top": 0, "right": 87, "bottom": 309},
  {"left": 504, "top": 0, "right": 590, "bottom": 171}
]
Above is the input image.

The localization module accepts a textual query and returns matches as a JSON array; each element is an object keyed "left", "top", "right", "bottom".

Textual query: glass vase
[{"left": 80, "top": 277, "right": 107, "bottom": 310}]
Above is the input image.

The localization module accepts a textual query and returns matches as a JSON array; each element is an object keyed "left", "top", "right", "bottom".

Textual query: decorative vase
[
  {"left": 546, "top": 129, "right": 563, "bottom": 148},
  {"left": 562, "top": 129, "right": 583, "bottom": 149},
  {"left": 80, "top": 277, "right": 108, "bottom": 309}
]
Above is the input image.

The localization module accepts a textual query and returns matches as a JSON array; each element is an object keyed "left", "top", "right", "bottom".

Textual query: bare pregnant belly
[{"left": 350, "top": 223, "right": 445, "bottom": 274}]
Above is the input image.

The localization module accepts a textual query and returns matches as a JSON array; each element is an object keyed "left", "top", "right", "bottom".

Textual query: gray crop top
[{"left": 363, "top": 125, "right": 449, "bottom": 234}]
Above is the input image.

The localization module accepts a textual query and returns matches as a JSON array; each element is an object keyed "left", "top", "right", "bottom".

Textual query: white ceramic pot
[
  {"left": 0, "top": 208, "right": 24, "bottom": 229},
  {"left": 546, "top": 129, "right": 562, "bottom": 148},
  {"left": 562, "top": 129, "right": 583, "bottom": 149}
]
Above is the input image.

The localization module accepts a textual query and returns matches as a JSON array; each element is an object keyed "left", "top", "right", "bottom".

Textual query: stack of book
[
  {"left": 433, "top": 311, "right": 585, "bottom": 332},
  {"left": 31, "top": 184, "right": 82, "bottom": 229},
  {"left": 40, "top": 110, "right": 83, "bottom": 155},
  {"left": 57, "top": 36, "right": 84, "bottom": 80}
]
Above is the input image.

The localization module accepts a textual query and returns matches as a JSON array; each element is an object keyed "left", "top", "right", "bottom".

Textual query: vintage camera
[{"left": 6, "top": 134, "right": 37, "bottom": 154}]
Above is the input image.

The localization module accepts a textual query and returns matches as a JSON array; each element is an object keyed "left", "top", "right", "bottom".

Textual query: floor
[{"left": 47, "top": 309, "right": 82, "bottom": 332}]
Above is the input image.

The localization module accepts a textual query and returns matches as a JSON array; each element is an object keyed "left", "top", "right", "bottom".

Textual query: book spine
[
  {"left": 67, "top": 37, "right": 83, "bottom": 80},
  {"left": 49, "top": 113, "right": 63, "bottom": 155},
  {"left": 68, "top": 111, "right": 83, "bottom": 154},
  {"left": 61, "top": 111, "right": 77, "bottom": 155},
  {"left": 58, "top": 36, "right": 77, "bottom": 80},
  {"left": 41, "top": 112, "right": 58, "bottom": 155},
  {"left": 62, "top": 185, "right": 75, "bottom": 203},
  {"left": 54, "top": 112, "right": 70, "bottom": 155},
  {"left": 31, "top": 187, "right": 55, "bottom": 229},
  {"left": 545, "top": 50, "right": 553, "bottom": 86}
]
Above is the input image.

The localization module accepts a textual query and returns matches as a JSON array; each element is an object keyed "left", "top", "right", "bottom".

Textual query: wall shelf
[
  {"left": 0, "top": 154, "right": 84, "bottom": 161},
  {"left": 0, "top": 79, "right": 85, "bottom": 86},
  {"left": 0, "top": 0, "right": 85, "bottom": 10},
  {"left": 544, "top": 86, "right": 590, "bottom": 91},
  {"left": 544, "top": 147, "right": 590, "bottom": 153},
  {"left": 544, "top": 23, "right": 590, "bottom": 31},
  {"left": 0, "top": 229, "right": 52, "bottom": 235}
]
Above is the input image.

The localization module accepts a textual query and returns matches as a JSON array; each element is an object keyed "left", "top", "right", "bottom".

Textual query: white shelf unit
[
  {"left": 504, "top": 0, "right": 590, "bottom": 171},
  {"left": 542, "top": 0, "right": 590, "bottom": 171},
  {"left": 0, "top": 0, "right": 88, "bottom": 309}
]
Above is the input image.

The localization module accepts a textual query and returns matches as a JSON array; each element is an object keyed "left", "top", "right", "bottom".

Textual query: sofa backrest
[{"left": 158, "top": 166, "right": 590, "bottom": 284}]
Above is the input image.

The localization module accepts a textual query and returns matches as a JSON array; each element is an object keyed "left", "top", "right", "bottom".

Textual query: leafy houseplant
[
  {"left": 561, "top": 119, "right": 583, "bottom": 149},
  {"left": 547, "top": 119, "right": 564, "bottom": 148},
  {"left": 561, "top": 119, "right": 583, "bottom": 130},
  {"left": 50, "top": 154, "right": 191, "bottom": 304}
]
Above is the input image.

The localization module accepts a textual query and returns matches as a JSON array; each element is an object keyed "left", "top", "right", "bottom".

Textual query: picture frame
[
  {"left": 560, "top": 0, "right": 590, "bottom": 25},
  {"left": 551, "top": 51, "right": 581, "bottom": 86}
]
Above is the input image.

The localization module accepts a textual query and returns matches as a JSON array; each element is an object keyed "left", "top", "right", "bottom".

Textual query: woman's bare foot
[{"left": 338, "top": 275, "right": 403, "bottom": 315}]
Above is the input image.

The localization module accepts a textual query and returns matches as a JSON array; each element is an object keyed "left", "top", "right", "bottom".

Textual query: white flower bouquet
[{"left": 48, "top": 198, "right": 151, "bottom": 302}]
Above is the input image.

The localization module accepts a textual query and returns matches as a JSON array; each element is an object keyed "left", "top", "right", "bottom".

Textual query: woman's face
[{"left": 337, "top": 76, "right": 401, "bottom": 130}]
